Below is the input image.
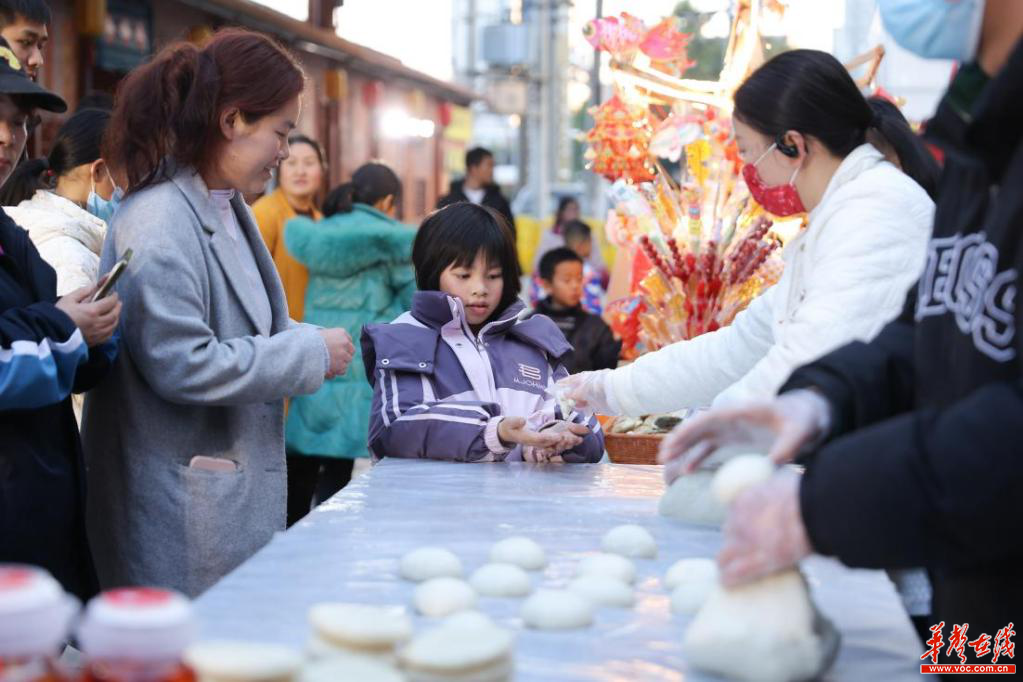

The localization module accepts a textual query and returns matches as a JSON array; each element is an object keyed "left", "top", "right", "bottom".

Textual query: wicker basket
[{"left": 604, "top": 431, "right": 664, "bottom": 465}]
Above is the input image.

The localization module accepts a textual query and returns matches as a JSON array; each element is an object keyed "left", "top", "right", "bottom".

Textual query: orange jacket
[{"left": 252, "top": 187, "right": 322, "bottom": 321}]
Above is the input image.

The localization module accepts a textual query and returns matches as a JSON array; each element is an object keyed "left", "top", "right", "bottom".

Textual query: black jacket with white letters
[{"left": 781, "top": 39, "right": 1023, "bottom": 641}]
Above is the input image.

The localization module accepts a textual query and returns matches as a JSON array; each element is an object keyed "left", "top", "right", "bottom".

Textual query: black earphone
[{"left": 774, "top": 133, "right": 800, "bottom": 158}]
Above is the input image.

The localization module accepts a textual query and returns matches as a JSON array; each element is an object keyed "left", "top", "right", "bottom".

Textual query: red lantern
[
  {"left": 438, "top": 102, "right": 452, "bottom": 128},
  {"left": 361, "top": 81, "right": 381, "bottom": 108}
]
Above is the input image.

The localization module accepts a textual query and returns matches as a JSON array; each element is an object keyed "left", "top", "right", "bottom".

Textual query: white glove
[
  {"left": 658, "top": 389, "right": 832, "bottom": 484},
  {"left": 555, "top": 370, "right": 619, "bottom": 416},
  {"left": 718, "top": 468, "right": 813, "bottom": 586}
]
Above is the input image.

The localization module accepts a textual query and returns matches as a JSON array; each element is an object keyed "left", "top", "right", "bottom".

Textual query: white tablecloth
[{"left": 194, "top": 459, "right": 924, "bottom": 681}]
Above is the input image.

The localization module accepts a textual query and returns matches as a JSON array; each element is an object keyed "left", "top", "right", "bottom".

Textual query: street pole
[
  {"left": 537, "top": 0, "right": 552, "bottom": 220},
  {"left": 585, "top": 0, "right": 604, "bottom": 219}
]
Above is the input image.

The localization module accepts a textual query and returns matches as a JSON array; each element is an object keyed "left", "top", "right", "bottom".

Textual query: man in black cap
[{"left": 0, "top": 36, "right": 121, "bottom": 599}]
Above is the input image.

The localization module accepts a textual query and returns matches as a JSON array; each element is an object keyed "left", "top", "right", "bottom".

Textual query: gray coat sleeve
[{"left": 113, "top": 214, "right": 326, "bottom": 407}]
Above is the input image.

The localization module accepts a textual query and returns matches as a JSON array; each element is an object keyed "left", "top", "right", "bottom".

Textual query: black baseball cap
[{"left": 0, "top": 38, "right": 66, "bottom": 113}]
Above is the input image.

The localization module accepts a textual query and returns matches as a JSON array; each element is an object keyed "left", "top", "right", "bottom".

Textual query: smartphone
[{"left": 91, "top": 249, "right": 133, "bottom": 303}]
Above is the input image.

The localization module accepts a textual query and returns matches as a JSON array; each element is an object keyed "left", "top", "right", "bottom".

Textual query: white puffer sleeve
[
  {"left": 712, "top": 173, "right": 934, "bottom": 408},
  {"left": 606, "top": 286, "right": 776, "bottom": 416}
]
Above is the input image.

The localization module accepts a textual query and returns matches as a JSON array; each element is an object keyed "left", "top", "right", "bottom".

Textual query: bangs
[{"left": 447, "top": 223, "right": 510, "bottom": 273}]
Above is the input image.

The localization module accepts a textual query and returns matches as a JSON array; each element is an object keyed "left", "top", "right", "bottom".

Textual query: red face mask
[{"left": 741, "top": 143, "right": 806, "bottom": 217}]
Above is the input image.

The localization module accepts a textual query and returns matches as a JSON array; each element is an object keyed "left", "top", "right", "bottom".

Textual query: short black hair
[
  {"left": 413, "top": 202, "right": 522, "bottom": 316},
  {"left": 0, "top": 0, "right": 51, "bottom": 28},
  {"left": 538, "top": 247, "right": 583, "bottom": 281},
  {"left": 465, "top": 146, "right": 493, "bottom": 170},
  {"left": 562, "top": 219, "right": 591, "bottom": 245}
]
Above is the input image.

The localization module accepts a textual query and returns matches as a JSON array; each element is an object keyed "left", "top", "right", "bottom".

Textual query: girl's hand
[{"left": 498, "top": 418, "right": 587, "bottom": 453}]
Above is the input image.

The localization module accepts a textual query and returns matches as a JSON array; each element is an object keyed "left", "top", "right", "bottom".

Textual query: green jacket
[{"left": 284, "top": 204, "right": 416, "bottom": 458}]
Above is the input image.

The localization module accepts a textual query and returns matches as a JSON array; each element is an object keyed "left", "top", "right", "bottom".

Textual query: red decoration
[
  {"left": 438, "top": 101, "right": 452, "bottom": 127},
  {"left": 361, "top": 81, "right": 381, "bottom": 108},
  {"left": 584, "top": 94, "right": 656, "bottom": 184}
]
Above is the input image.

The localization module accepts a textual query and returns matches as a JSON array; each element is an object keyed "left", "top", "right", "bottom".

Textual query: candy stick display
[{"left": 585, "top": 6, "right": 796, "bottom": 358}]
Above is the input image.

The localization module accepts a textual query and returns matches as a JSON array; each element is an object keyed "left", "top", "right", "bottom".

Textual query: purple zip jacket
[{"left": 361, "top": 291, "right": 604, "bottom": 462}]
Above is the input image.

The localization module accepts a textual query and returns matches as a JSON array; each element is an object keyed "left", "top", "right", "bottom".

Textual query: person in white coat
[
  {"left": 1, "top": 108, "right": 117, "bottom": 295},
  {"left": 562, "top": 48, "right": 940, "bottom": 630},
  {"left": 561, "top": 50, "right": 937, "bottom": 418},
  {"left": 2, "top": 108, "right": 118, "bottom": 422}
]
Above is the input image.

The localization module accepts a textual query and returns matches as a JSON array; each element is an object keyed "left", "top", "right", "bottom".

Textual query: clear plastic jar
[
  {"left": 77, "top": 588, "right": 196, "bottom": 682},
  {"left": 0, "top": 564, "right": 78, "bottom": 682}
]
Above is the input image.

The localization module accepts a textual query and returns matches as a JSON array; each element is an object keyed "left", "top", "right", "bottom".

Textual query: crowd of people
[{"left": 0, "top": 0, "right": 1019, "bottom": 668}]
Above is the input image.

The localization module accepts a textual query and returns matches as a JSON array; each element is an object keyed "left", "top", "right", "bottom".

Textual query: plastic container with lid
[
  {"left": 77, "top": 588, "right": 196, "bottom": 682},
  {"left": 182, "top": 641, "right": 303, "bottom": 682},
  {"left": 0, "top": 564, "right": 79, "bottom": 682}
]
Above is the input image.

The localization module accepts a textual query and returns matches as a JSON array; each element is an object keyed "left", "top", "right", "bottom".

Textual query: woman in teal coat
[{"left": 284, "top": 163, "right": 415, "bottom": 525}]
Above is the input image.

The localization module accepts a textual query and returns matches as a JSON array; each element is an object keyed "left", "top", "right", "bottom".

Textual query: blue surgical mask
[
  {"left": 878, "top": 0, "right": 986, "bottom": 61},
  {"left": 87, "top": 184, "right": 123, "bottom": 224}
]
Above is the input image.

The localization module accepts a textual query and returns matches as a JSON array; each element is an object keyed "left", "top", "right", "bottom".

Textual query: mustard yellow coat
[{"left": 252, "top": 187, "right": 322, "bottom": 321}]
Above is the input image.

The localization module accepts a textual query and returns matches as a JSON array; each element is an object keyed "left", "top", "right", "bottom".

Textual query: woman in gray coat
[{"left": 81, "top": 29, "right": 355, "bottom": 597}]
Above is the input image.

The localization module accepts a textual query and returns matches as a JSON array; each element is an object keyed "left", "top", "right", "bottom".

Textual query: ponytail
[
  {"left": 866, "top": 96, "right": 941, "bottom": 200},
  {"left": 105, "top": 28, "right": 305, "bottom": 195},
  {"left": 322, "top": 162, "right": 402, "bottom": 217},
  {"left": 323, "top": 182, "right": 357, "bottom": 216},
  {"left": 0, "top": 108, "right": 110, "bottom": 207}
]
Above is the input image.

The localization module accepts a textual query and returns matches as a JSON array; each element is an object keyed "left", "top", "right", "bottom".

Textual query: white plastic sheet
[{"left": 194, "top": 460, "right": 924, "bottom": 681}]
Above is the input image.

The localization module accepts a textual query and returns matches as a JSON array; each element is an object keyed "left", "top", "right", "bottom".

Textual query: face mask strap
[
  {"left": 753, "top": 143, "right": 777, "bottom": 167},
  {"left": 788, "top": 163, "right": 802, "bottom": 186}
]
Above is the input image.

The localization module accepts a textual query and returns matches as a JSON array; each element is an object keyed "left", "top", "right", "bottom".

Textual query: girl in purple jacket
[{"left": 361, "top": 203, "right": 604, "bottom": 462}]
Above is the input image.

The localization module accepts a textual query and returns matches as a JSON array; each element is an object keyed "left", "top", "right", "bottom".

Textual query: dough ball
[
  {"left": 308, "top": 603, "right": 412, "bottom": 648},
  {"left": 601, "top": 524, "right": 657, "bottom": 558},
  {"left": 400, "top": 547, "right": 463, "bottom": 582},
  {"left": 658, "top": 471, "right": 727, "bottom": 527},
  {"left": 664, "top": 558, "right": 718, "bottom": 591},
  {"left": 414, "top": 577, "right": 477, "bottom": 618},
  {"left": 300, "top": 656, "right": 405, "bottom": 682},
  {"left": 712, "top": 455, "right": 774, "bottom": 505},
  {"left": 521, "top": 589, "right": 594, "bottom": 630},
  {"left": 400, "top": 612, "right": 514, "bottom": 682},
  {"left": 567, "top": 575, "right": 635, "bottom": 608},
  {"left": 469, "top": 563, "right": 532, "bottom": 598},
  {"left": 489, "top": 537, "right": 547, "bottom": 571},
  {"left": 441, "top": 610, "right": 499, "bottom": 631},
  {"left": 682, "top": 570, "right": 840, "bottom": 682},
  {"left": 575, "top": 553, "right": 637, "bottom": 584},
  {"left": 671, "top": 579, "right": 717, "bottom": 615},
  {"left": 184, "top": 641, "right": 303, "bottom": 681}
]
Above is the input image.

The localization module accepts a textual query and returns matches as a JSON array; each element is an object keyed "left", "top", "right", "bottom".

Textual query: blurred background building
[{"left": 31, "top": 0, "right": 954, "bottom": 228}]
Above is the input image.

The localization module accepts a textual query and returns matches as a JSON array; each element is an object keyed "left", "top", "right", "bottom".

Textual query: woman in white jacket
[
  {"left": 2, "top": 108, "right": 117, "bottom": 296},
  {"left": 562, "top": 49, "right": 938, "bottom": 418}
]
